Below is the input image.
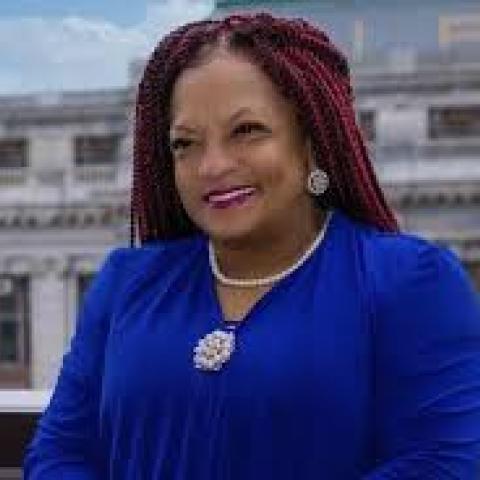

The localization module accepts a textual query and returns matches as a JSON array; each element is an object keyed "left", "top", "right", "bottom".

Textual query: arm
[
  {"left": 363, "top": 242, "right": 480, "bottom": 479},
  {"left": 23, "top": 249, "right": 126, "bottom": 479}
]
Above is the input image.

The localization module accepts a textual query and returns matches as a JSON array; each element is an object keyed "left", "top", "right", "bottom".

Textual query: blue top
[{"left": 24, "top": 210, "right": 480, "bottom": 479}]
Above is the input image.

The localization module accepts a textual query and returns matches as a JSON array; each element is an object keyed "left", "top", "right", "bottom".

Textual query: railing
[
  {"left": 73, "top": 164, "right": 118, "bottom": 183},
  {"left": 0, "top": 168, "right": 28, "bottom": 187},
  {"left": 0, "top": 390, "right": 51, "bottom": 479}
]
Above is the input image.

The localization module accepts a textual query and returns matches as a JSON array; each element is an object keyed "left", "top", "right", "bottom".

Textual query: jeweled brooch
[{"left": 193, "top": 329, "right": 236, "bottom": 371}]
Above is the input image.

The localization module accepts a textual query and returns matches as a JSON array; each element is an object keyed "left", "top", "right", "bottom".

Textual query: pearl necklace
[
  {"left": 208, "top": 209, "right": 333, "bottom": 288},
  {"left": 193, "top": 210, "right": 333, "bottom": 372}
]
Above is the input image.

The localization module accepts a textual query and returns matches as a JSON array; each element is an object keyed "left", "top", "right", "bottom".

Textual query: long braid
[
  {"left": 131, "top": 24, "right": 215, "bottom": 245},
  {"left": 287, "top": 46, "right": 390, "bottom": 225},
  {"left": 130, "top": 12, "right": 398, "bottom": 247}
]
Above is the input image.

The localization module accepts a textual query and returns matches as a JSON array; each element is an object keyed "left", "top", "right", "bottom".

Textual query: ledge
[{"left": 0, "top": 390, "right": 51, "bottom": 414}]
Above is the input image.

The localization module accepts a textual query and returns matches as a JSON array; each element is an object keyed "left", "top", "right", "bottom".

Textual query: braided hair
[{"left": 131, "top": 12, "right": 398, "bottom": 246}]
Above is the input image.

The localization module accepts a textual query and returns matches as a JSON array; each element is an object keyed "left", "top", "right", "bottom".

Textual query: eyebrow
[
  {"left": 169, "top": 124, "right": 197, "bottom": 136},
  {"left": 228, "top": 107, "right": 258, "bottom": 123},
  {"left": 170, "top": 107, "right": 261, "bottom": 136}
]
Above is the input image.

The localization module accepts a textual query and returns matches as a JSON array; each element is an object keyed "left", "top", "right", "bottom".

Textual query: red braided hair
[{"left": 131, "top": 12, "right": 398, "bottom": 246}]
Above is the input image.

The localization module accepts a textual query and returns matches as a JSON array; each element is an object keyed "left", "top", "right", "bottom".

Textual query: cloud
[
  {"left": 144, "top": 0, "right": 216, "bottom": 35},
  {"left": 0, "top": 0, "right": 215, "bottom": 93}
]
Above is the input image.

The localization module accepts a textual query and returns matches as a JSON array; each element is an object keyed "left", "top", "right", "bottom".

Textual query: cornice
[
  {"left": 0, "top": 88, "right": 134, "bottom": 127},
  {"left": 0, "top": 203, "right": 129, "bottom": 230},
  {"left": 384, "top": 182, "right": 480, "bottom": 207},
  {"left": 0, "top": 253, "right": 103, "bottom": 277}
]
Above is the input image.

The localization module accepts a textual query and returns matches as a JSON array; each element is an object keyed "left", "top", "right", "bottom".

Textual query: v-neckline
[
  {"left": 202, "top": 209, "right": 338, "bottom": 334},
  {"left": 205, "top": 261, "right": 293, "bottom": 333}
]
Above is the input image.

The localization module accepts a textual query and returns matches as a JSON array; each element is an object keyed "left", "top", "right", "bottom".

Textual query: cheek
[
  {"left": 173, "top": 167, "right": 200, "bottom": 211},
  {"left": 260, "top": 156, "right": 307, "bottom": 193},
  {"left": 173, "top": 169, "right": 190, "bottom": 209},
  {"left": 174, "top": 164, "right": 190, "bottom": 194},
  {"left": 252, "top": 149, "right": 287, "bottom": 185}
]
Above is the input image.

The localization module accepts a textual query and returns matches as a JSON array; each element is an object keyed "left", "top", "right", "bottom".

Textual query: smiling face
[{"left": 170, "top": 48, "right": 318, "bottom": 245}]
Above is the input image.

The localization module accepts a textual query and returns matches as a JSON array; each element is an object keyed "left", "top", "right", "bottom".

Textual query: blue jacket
[{"left": 24, "top": 209, "right": 480, "bottom": 479}]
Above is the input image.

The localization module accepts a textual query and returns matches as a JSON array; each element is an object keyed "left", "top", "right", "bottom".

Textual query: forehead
[{"left": 170, "top": 50, "right": 296, "bottom": 126}]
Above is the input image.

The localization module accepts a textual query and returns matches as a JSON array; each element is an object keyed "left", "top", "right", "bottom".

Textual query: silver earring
[{"left": 307, "top": 168, "right": 329, "bottom": 196}]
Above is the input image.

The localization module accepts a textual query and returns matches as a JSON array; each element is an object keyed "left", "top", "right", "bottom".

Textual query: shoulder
[
  {"left": 89, "top": 235, "right": 206, "bottom": 302},
  {"left": 333, "top": 212, "right": 479, "bottom": 356},
  {"left": 333, "top": 210, "right": 476, "bottom": 312},
  {"left": 79, "top": 235, "right": 206, "bottom": 323},
  {"left": 100, "top": 235, "right": 205, "bottom": 277},
  {"left": 335, "top": 208, "right": 443, "bottom": 261}
]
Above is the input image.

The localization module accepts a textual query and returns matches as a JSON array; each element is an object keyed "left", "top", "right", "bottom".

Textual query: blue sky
[
  {"left": 0, "top": 0, "right": 214, "bottom": 94},
  {"left": 0, "top": 0, "right": 156, "bottom": 26}
]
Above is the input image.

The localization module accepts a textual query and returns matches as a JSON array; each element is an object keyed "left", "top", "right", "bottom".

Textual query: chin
[{"left": 201, "top": 221, "right": 262, "bottom": 246}]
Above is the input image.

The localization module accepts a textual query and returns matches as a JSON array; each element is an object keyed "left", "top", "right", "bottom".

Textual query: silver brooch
[{"left": 193, "top": 329, "right": 236, "bottom": 371}]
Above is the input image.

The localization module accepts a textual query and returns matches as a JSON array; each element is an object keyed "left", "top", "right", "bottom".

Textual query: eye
[
  {"left": 169, "top": 137, "right": 193, "bottom": 153},
  {"left": 232, "top": 122, "right": 267, "bottom": 137}
]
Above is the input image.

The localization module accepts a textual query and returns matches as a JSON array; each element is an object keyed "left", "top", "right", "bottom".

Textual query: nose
[{"left": 197, "top": 143, "right": 236, "bottom": 179}]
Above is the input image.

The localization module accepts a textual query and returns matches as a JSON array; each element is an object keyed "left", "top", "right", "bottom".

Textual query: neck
[{"left": 210, "top": 208, "right": 329, "bottom": 282}]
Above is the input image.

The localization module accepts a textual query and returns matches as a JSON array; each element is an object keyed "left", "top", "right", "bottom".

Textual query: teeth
[{"left": 208, "top": 187, "right": 255, "bottom": 202}]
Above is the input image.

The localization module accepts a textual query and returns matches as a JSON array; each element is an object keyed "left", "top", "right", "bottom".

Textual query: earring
[{"left": 307, "top": 168, "right": 329, "bottom": 196}]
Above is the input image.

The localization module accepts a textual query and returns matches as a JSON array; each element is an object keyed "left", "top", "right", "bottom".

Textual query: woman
[{"left": 24, "top": 13, "right": 480, "bottom": 479}]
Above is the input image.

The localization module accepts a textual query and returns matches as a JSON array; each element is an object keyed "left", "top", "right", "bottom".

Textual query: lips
[{"left": 204, "top": 186, "right": 257, "bottom": 208}]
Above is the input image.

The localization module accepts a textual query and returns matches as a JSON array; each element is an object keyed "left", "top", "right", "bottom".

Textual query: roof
[
  {"left": 216, "top": 0, "right": 477, "bottom": 7},
  {"left": 216, "top": 0, "right": 300, "bottom": 6}
]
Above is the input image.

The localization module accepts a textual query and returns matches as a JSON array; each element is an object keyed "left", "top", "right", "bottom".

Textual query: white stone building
[
  {"left": 0, "top": 0, "right": 479, "bottom": 389},
  {"left": 0, "top": 89, "right": 133, "bottom": 388}
]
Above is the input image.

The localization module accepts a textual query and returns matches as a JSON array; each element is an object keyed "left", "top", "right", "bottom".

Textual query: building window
[
  {"left": 358, "top": 110, "right": 376, "bottom": 142},
  {"left": 77, "top": 273, "right": 95, "bottom": 310},
  {"left": 74, "top": 135, "right": 120, "bottom": 166},
  {"left": 429, "top": 106, "right": 480, "bottom": 139},
  {"left": 0, "top": 276, "right": 30, "bottom": 387},
  {"left": 466, "top": 262, "right": 480, "bottom": 292},
  {"left": 0, "top": 139, "right": 28, "bottom": 169},
  {"left": 439, "top": 14, "right": 480, "bottom": 47}
]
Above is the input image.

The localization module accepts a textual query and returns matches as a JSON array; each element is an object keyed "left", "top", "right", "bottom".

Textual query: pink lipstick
[{"left": 205, "top": 186, "right": 256, "bottom": 209}]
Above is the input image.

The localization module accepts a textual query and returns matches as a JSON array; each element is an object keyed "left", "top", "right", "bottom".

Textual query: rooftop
[{"left": 216, "top": 0, "right": 478, "bottom": 6}]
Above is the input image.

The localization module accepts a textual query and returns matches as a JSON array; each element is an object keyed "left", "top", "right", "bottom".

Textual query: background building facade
[
  {"left": 0, "top": 0, "right": 479, "bottom": 389},
  {"left": 0, "top": 90, "right": 132, "bottom": 388}
]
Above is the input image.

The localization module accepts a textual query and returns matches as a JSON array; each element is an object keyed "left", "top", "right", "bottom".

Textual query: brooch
[{"left": 193, "top": 329, "right": 236, "bottom": 371}]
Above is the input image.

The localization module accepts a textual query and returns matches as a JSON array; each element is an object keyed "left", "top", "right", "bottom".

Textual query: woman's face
[{"left": 170, "top": 49, "right": 316, "bottom": 244}]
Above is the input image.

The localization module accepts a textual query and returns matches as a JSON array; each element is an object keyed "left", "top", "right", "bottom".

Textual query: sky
[{"left": 0, "top": 0, "right": 215, "bottom": 94}]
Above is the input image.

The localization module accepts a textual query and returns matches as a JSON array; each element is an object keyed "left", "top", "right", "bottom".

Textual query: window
[
  {"left": 74, "top": 135, "right": 120, "bottom": 166},
  {"left": 466, "top": 262, "right": 480, "bottom": 292},
  {"left": 358, "top": 110, "right": 376, "bottom": 142},
  {"left": 0, "top": 276, "right": 30, "bottom": 388},
  {"left": 429, "top": 106, "right": 480, "bottom": 139},
  {"left": 439, "top": 14, "right": 480, "bottom": 47},
  {"left": 0, "top": 139, "right": 28, "bottom": 169},
  {"left": 77, "top": 273, "right": 95, "bottom": 311}
]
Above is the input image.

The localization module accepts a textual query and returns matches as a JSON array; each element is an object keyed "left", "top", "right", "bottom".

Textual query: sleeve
[
  {"left": 362, "top": 242, "right": 480, "bottom": 479},
  {"left": 23, "top": 248, "right": 127, "bottom": 479}
]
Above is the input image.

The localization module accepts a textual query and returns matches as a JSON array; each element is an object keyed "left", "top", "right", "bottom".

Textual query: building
[
  {"left": 0, "top": 89, "right": 133, "bottom": 388},
  {"left": 0, "top": 0, "right": 479, "bottom": 390}
]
